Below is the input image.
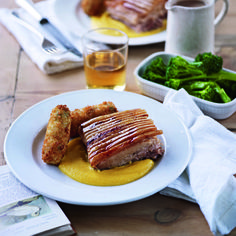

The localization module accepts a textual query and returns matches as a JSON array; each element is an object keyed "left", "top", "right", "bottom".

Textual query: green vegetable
[
  {"left": 142, "top": 57, "right": 167, "bottom": 84},
  {"left": 166, "top": 52, "right": 223, "bottom": 79},
  {"left": 142, "top": 52, "right": 236, "bottom": 103},
  {"left": 182, "top": 81, "right": 231, "bottom": 103},
  {"left": 166, "top": 56, "right": 204, "bottom": 79},
  {"left": 194, "top": 52, "right": 223, "bottom": 75},
  {"left": 164, "top": 76, "right": 205, "bottom": 90},
  {"left": 217, "top": 80, "right": 236, "bottom": 100}
]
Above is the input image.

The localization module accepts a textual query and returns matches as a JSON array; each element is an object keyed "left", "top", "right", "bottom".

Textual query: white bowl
[{"left": 134, "top": 51, "right": 236, "bottom": 120}]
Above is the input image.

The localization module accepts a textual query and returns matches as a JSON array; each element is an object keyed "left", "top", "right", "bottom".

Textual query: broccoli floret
[
  {"left": 143, "top": 71, "right": 166, "bottom": 83},
  {"left": 166, "top": 56, "right": 204, "bottom": 79},
  {"left": 141, "top": 53, "right": 236, "bottom": 103},
  {"left": 165, "top": 76, "right": 208, "bottom": 90},
  {"left": 194, "top": 52, "right": 223, "bottom": 75},
  {"left": 213, "top": 82, "right": 232, "bottom": 103},
  {"left": 185, "top": 83, "right": 220, "bottom": 102},
  {"left": 166, "top": 53, "right": 223, "bottom": 79},
  {"left": 217, "top": 80, "right": 236, "bottom": 100},
  {"left": 182, "top": 81, "right": 231, "bottom": 103},
  {"left": 164, "top": 53, "right": 236, "bottom": 102},
  {"left": 142, "top": 57, "right": 167, "bottom": 84}
]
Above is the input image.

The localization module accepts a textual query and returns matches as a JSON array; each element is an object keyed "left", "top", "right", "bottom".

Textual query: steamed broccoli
[
  {"left": 194, "top": 52, "right": 223, "bottom": 75},
  {"left": 164, "top": 53, "right": 236, "bottom": 102},
  {"left": 142, "top": 57, "right": 167, "bottom": 84},
  {"left": 182, "top": 81, "right": 231, "bottom": 103},
  {"left": 165, "top": 68, "right": 236, "bottom": 90},
  {"left": 166, "top": 52, "right": 224, "bottom": 79},
  {"left": 165, "top": 75, "right": 207, "bottom": 90},
  {"left": 217, "top": 80, "right": 236, "bottom": 100},
  {"left": 166, "top": 56, "right": 204, "bottom": 79},
  {"left": 141, "top": 52, "right": 236, "bottom": 103},
  {"left": 211, "top": 69, "right": 236, "bottom": 91}
]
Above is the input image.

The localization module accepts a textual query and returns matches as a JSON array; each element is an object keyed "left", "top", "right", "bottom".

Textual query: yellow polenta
[
  {"left": 59, "top": 137, "right": 154, "bottom": 186},
  {"left": 90, "top": 12, "right": 166, "bottom": 38}
]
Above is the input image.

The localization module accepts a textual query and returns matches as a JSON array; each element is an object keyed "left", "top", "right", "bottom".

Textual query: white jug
[{"left": 165, "top": 0, "right": 229, "bottom": 58}]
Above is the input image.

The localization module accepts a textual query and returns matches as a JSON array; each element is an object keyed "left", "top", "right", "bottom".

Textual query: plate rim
[{"left": 4, "top": 89, "right": 192, "bottom": 206}]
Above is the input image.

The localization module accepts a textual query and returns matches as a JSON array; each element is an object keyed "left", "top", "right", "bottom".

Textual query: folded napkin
[
  {"left": 0, "top": 1, "right": 83, "bottom": 74},
  {"left": 160, "top": 89, "right": 236, "bottom": 236}
]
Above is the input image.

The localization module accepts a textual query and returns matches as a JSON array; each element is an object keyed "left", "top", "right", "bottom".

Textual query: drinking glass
[{"left": 82, "top": 28, "right": 129, "bottom": 91}]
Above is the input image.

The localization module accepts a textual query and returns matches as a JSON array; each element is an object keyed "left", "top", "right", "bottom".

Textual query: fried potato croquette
[
  {"left": 81, "top": 0, "right": 105, "bottom": 16},
  {"left": 42, "top": 105, "right": 71, "bottom": 165},
  {"left": 70, "top": 101, "right": 117, "bottom": 138}
]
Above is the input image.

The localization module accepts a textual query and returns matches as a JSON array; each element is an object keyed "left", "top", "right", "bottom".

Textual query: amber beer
[
  {"left": 84, "top": 50, "right": 126, "bottom": 90},
  {"left": 82, "top": 28, "right": 128, "bottom": 91}
]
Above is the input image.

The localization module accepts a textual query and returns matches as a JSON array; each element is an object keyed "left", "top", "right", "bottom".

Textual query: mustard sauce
[
  {"left": 90, "top": 12, "right": 166, "bottom": 38},
  {"left": 59, "top": 137, "right": 155, "bottom": 186}
]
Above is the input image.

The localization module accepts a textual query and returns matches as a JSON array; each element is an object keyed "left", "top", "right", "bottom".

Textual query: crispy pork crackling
[{"left": 80, "top": 108, "right": 164, "bottom": 170}]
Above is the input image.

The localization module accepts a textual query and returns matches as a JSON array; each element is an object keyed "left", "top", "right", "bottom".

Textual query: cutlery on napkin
[
  {"left": 0, "top": 0, "right": 83, "bottom": 74},
  {"left": 15, "top": 0, "right": 83, "bottom": 58},
  {"left": 160, "top": 88, "right": 236, "bottom": 236}
]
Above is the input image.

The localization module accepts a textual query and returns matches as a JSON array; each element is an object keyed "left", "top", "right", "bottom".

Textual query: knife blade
[{"left": 15, "top": 0, "right": 82, "bottom": 57}]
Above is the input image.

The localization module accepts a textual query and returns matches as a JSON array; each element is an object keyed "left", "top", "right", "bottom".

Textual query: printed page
[{"left": 0, "top": 165, "right": 71, "bottom": 236}]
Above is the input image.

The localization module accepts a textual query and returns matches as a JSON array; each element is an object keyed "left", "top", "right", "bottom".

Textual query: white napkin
[
  {"left": 0, "top": 1, "right": 83, "bottom": 74},
  {"left": 160, "top": 89, "right": 236, "bottom": 236}
]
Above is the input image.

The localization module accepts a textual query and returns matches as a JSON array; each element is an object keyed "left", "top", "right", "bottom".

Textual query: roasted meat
[
  {"left": 80, "top": 108, "right": 164, "bottom": 170},
  {"left": 105, "top": 0, "right": 167, "bottom": 32}
]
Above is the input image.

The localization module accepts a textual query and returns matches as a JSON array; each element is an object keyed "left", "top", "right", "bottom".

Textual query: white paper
[{"left": 0, "top": 165, "right": 71, "bottom": 236}]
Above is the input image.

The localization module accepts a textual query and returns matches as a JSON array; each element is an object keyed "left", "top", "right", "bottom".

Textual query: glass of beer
[{"left": 82, "top": 28, "right": 129, "bottom": 91}]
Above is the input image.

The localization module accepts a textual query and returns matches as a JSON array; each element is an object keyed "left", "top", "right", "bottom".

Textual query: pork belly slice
[
  {"left": 80, "top": 109, "right": 164, "bottom": 170},
  {"left": 105, "top": 0, "right": 167, "bottom": 32}
]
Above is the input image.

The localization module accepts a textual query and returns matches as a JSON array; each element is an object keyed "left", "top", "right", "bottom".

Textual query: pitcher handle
[{"left": 214, "top": 0, "right": 229, "bottom": 26}]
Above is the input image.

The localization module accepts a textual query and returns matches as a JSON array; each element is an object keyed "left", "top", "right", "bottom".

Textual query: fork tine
[
  {"left": 42, "top": 38, "right": 63, "bottom": 55},
  {"left": 43, "top": 45, "right": 61, "bottom": 54},
  {"left": 12, "top": 12, "right": 62, "bottom": 55},
  {"left": 45, "top": 48, "right": 56, "bottom": 54}
]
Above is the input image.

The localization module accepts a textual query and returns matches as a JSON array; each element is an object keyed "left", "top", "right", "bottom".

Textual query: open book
[{"left": 0, "top": 165, "right": 76, "bottom": 236}]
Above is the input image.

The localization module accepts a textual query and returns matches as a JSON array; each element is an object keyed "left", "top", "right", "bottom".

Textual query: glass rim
[{"left": 82, "top": 27, "right": 129, "bottom": 51}]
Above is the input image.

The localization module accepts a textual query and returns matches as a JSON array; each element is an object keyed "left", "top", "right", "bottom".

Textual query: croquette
[
  {"left": 42, "top": 105, "right": 71, "bottom": 165},
  {"left": 70, "top": 101, "right": 117, "bottom": 138}
]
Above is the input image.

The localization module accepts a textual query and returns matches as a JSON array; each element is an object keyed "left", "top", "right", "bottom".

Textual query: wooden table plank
[
  {"left": 60, "top": 193, "right": 212, "bottom": 236},
  {"left": 16, "top": 51, "right": 85, "bottom": 95},
  {"left": 0, "top": 0, "right": 19, "bottom": 165}
]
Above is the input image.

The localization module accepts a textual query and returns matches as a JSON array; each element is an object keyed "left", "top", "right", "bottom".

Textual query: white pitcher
[{"left": 164, "top": 0, "right": 229, "bottom": 58}]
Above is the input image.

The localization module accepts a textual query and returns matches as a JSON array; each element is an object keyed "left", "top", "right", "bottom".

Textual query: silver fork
[{"left": 11, "top": 11, "right": 62, "bottom": 55}]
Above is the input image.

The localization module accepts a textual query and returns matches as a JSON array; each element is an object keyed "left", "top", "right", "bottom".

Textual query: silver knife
[{"left": 15, "top": 0, "right": 82, "bottom": 57}]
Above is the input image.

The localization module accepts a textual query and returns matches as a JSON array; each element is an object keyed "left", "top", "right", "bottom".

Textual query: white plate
[
  {"left": 134, "top": 51, "right": 236, "bottom": 119},
  {"left": 52, "top": 0, "right": 166, "bottom": 46},
  {"left": 4, "top": 90, "right": 191, "bottom": 206}
]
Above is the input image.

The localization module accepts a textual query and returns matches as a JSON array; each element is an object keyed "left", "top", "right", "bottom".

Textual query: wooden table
[{"left": 1, "top": 0, "right": 236, "bottom": 235}]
